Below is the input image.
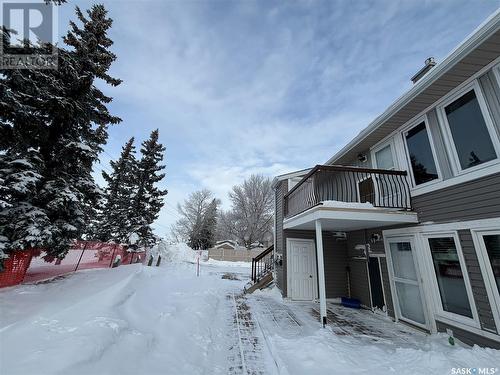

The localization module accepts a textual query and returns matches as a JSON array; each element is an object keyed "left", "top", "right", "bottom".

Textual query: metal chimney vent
[{"left": 411, "top": 57, "right": 436, "bottom": 84}]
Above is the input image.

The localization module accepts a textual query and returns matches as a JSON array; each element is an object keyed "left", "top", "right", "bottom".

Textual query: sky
[{"left": 56, "top": 0, "right": 499, "bottom": 237}]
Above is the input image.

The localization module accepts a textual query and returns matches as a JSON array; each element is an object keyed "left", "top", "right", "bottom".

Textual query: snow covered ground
[{"left": 1, "top": 256, "right": 499, "bottom": 375}]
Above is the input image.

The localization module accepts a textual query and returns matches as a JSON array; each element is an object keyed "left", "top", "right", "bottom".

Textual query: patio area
[
  {"left": 248, "top": 293, "right": 426, "bottom": 349},
  {"left": 244, "top": 289, "right": 500, "bottom": 374}
]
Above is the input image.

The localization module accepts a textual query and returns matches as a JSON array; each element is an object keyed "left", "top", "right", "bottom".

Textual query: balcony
[{"left": 283, "top": 165, "right": 417, "bottom": 231}]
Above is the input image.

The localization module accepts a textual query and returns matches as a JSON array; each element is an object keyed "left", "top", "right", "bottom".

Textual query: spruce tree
[
  {"left": 129, "top": 130, "right": 167, "bottom": 249},
  {"left": 198, "top": 198, "right": 218, "bottom": 249},
  {"left": 98, "top": 138, "right": 137, "bottom": 243},
  {"left": 0, "top": 5, "right": 121, "bottom": 262}
]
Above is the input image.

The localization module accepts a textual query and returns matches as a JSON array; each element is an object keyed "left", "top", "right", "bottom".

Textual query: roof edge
[{"left": 325, "top": 8, "right": 500, "bottom": 165}]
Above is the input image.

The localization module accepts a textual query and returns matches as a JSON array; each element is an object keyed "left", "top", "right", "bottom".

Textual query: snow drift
[{"left": 149, "top": 242, "right": 205, "bottom": 263}]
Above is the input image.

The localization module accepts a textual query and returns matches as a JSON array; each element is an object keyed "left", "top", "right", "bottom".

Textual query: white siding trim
[
  {"left": 420, "top": 231, "right": 481, "bottom": 329},
  {"left": 471, "top": 228, "right": 500, "bottom": 334}
]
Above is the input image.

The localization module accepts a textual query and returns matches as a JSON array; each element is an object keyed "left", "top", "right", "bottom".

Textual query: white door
[
  {"left": 287, "top": 239, "right": 317, "bottom": 301},
  {"left": 387, "top": 237, "right": 428, "bottom": 329}
]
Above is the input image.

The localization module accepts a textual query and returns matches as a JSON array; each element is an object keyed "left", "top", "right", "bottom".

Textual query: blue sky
[{"left": 58, "top": 0, "right": 499, "bottom": 237}]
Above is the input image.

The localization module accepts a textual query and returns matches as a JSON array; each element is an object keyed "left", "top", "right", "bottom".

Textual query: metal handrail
[
  {"left": 251, "top": 245, "right": 273, "bottom": 283},
  {"left": 284, "top": 164, "right": 412, "bottom": 218}
]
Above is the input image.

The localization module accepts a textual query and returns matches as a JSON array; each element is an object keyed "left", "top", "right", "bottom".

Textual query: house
[
  {"left": 213, "top": 240, "right": 241, "bottom": 250},
  {"left": 258, "top": 10, "right": 500, "bottom": 348}
]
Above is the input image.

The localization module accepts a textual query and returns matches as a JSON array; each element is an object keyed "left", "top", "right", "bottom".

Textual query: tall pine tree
[
  {"left": 98, "top": 138, "right": 137, "bottom": 243},
  {"left": 129, "top": 130, "right": 167, "bottom": 249},
  {"left": 0, "top": 4, "right": 121, "bottom": 262}
]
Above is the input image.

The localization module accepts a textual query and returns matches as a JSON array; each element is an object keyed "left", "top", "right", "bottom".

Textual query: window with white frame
[
  {"left": 426, "top": 236, "right": 474, "bottom": 319},
  {"left": 475, "top": 230, "right": 500, "bottom": 307},
  {"left": 440, "top": 83, "right": 499, "bottom": 172},
  {"left": 403, "top": 121, "right": 439, "bottom": 186},
  {"left": 374, "top": 143, "right": 395, "bottom": 170},
  {"left": 482, "top": 233, "right": 500, "bottom": 293}
]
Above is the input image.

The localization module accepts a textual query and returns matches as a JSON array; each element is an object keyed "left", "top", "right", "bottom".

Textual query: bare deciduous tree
[
  {"left": 171, "top": 189, "right": 220, "bottom": 249},
  {"left": 217, "top": 175, "right": 274, "bottom": 248}
]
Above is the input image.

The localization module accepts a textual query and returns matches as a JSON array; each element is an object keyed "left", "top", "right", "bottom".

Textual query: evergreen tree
[
  {"left": 98, "top": 138, "right": 137, "bottom": 243},
  {"left": 0, "top": 4, "right": 121, "bottom": 262},
  {"left": 129, "top": 130, "right": 167, "bottom": 249},
  {"left": 196, "top": 198, "right": 218, "bottom": 250}
]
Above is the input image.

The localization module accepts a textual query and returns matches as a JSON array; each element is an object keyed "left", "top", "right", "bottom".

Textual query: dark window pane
[
  {"left": 445, "top": 90, "right": 497, "bottom": 170},
  {"left": 428, "top": 237, "right": 472, "bottom": 318},
  {"left": 484, "top": 234, "right": 500, "bottom": 295},
  {"left": 405, "top": 122, "right": 439, "bottom": 185}
]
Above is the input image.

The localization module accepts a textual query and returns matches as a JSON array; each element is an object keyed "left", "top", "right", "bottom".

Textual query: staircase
[{"left": 245, "top": 245, "right": 274, "bottom": 294}]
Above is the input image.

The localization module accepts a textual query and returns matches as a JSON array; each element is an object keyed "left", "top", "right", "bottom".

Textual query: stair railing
[{"left": 251, "top": 245, "right": 274, "bottom": 283}]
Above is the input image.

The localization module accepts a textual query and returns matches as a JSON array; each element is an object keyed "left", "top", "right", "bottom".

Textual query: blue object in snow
[{"left": 341, "top": 297, "right": 361, "bottom": 309}]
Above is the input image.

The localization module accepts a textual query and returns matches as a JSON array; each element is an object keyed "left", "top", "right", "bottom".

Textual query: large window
[
  {"left": 444, "top": 89, "right": 497, "bottom": 170},
  {"left": 482, "top": 234, "right": 500, "bottom": 296},
  {"left": 474, "top": 229, "right": 500, "bottom": 331},
  {"left": 404, "top": 122, "right": 439, "bottom": 185},
  {"left": 428, "top": 237, "right": 473, "bottom": 318}
]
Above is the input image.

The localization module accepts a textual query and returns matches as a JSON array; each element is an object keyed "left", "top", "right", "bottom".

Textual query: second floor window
[
  {"left": 405, "top": 122, "right": 439, "bottom": 185},
  {"left": 444, "top": 89, "right": 497, "bottom": 170},
  {"left": 374, "top": 144, "right": 395, "bottom": 170}
]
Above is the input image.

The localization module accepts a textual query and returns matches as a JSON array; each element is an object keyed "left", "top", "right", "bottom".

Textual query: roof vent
[{"left": 411, "top": 57, "right": 436, "bottom": 84}]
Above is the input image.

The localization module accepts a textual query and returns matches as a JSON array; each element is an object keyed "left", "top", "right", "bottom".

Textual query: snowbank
[
  {"left": 149, "top": 242, "right": 250, "bottom": 268},
  {"left": 252, "top": 284, "right": 282, "bottom": 299},
  {"left": 150, "top": 242, "right": 201, "bottom": 263},
  {"left": 0, "top": 263, "right": 249, "bottom": 375}
]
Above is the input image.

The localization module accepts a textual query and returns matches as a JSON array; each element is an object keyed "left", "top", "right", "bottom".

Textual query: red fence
[{"left": 0, "top": 242, "right": 147, "bottom": 288}]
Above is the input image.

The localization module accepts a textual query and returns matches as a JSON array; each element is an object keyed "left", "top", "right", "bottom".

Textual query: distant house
[{"left": 213, "top": 240, "right": 240, "bottom": 250}]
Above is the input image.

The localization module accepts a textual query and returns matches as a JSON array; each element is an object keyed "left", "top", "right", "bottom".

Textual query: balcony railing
[{"left": 284, "top": 165, "right": 412, "bottom": 218}]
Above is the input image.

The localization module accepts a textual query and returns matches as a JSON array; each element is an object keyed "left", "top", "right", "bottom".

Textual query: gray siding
[
  {"left": 283, "top": 229, "right": 348, "bottom": 299},
  {"left": 347, "top": 260, "right": 371, "bottom": 308},
  {"left": 345, "top": 229, "right": 394, "bottom": 313},
  {"left": 458, "top": 230, "right": 497, "bottom": 333},
  {"left": 275, "top": 181, "right": 286, "bottom": 295},
  {"left": 436, "top": 321, "right": 500, "bottom": 349},
  {"left": 412, "top": 172, "right": 500, "bottom": 223},
  {"left": 346, "top": 230, "right": 371, "bottom": 307}
]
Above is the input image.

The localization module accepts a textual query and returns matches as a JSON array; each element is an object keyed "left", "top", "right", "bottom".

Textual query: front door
[
  {"left": 287, "top": 239, "right": 317, "bottom": 301},
  {"left": 387, "top": 238, "right": 428, "bottom": 328},
  {"left": 368, "top": 257, "right": 385, "bottom": 311}
]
